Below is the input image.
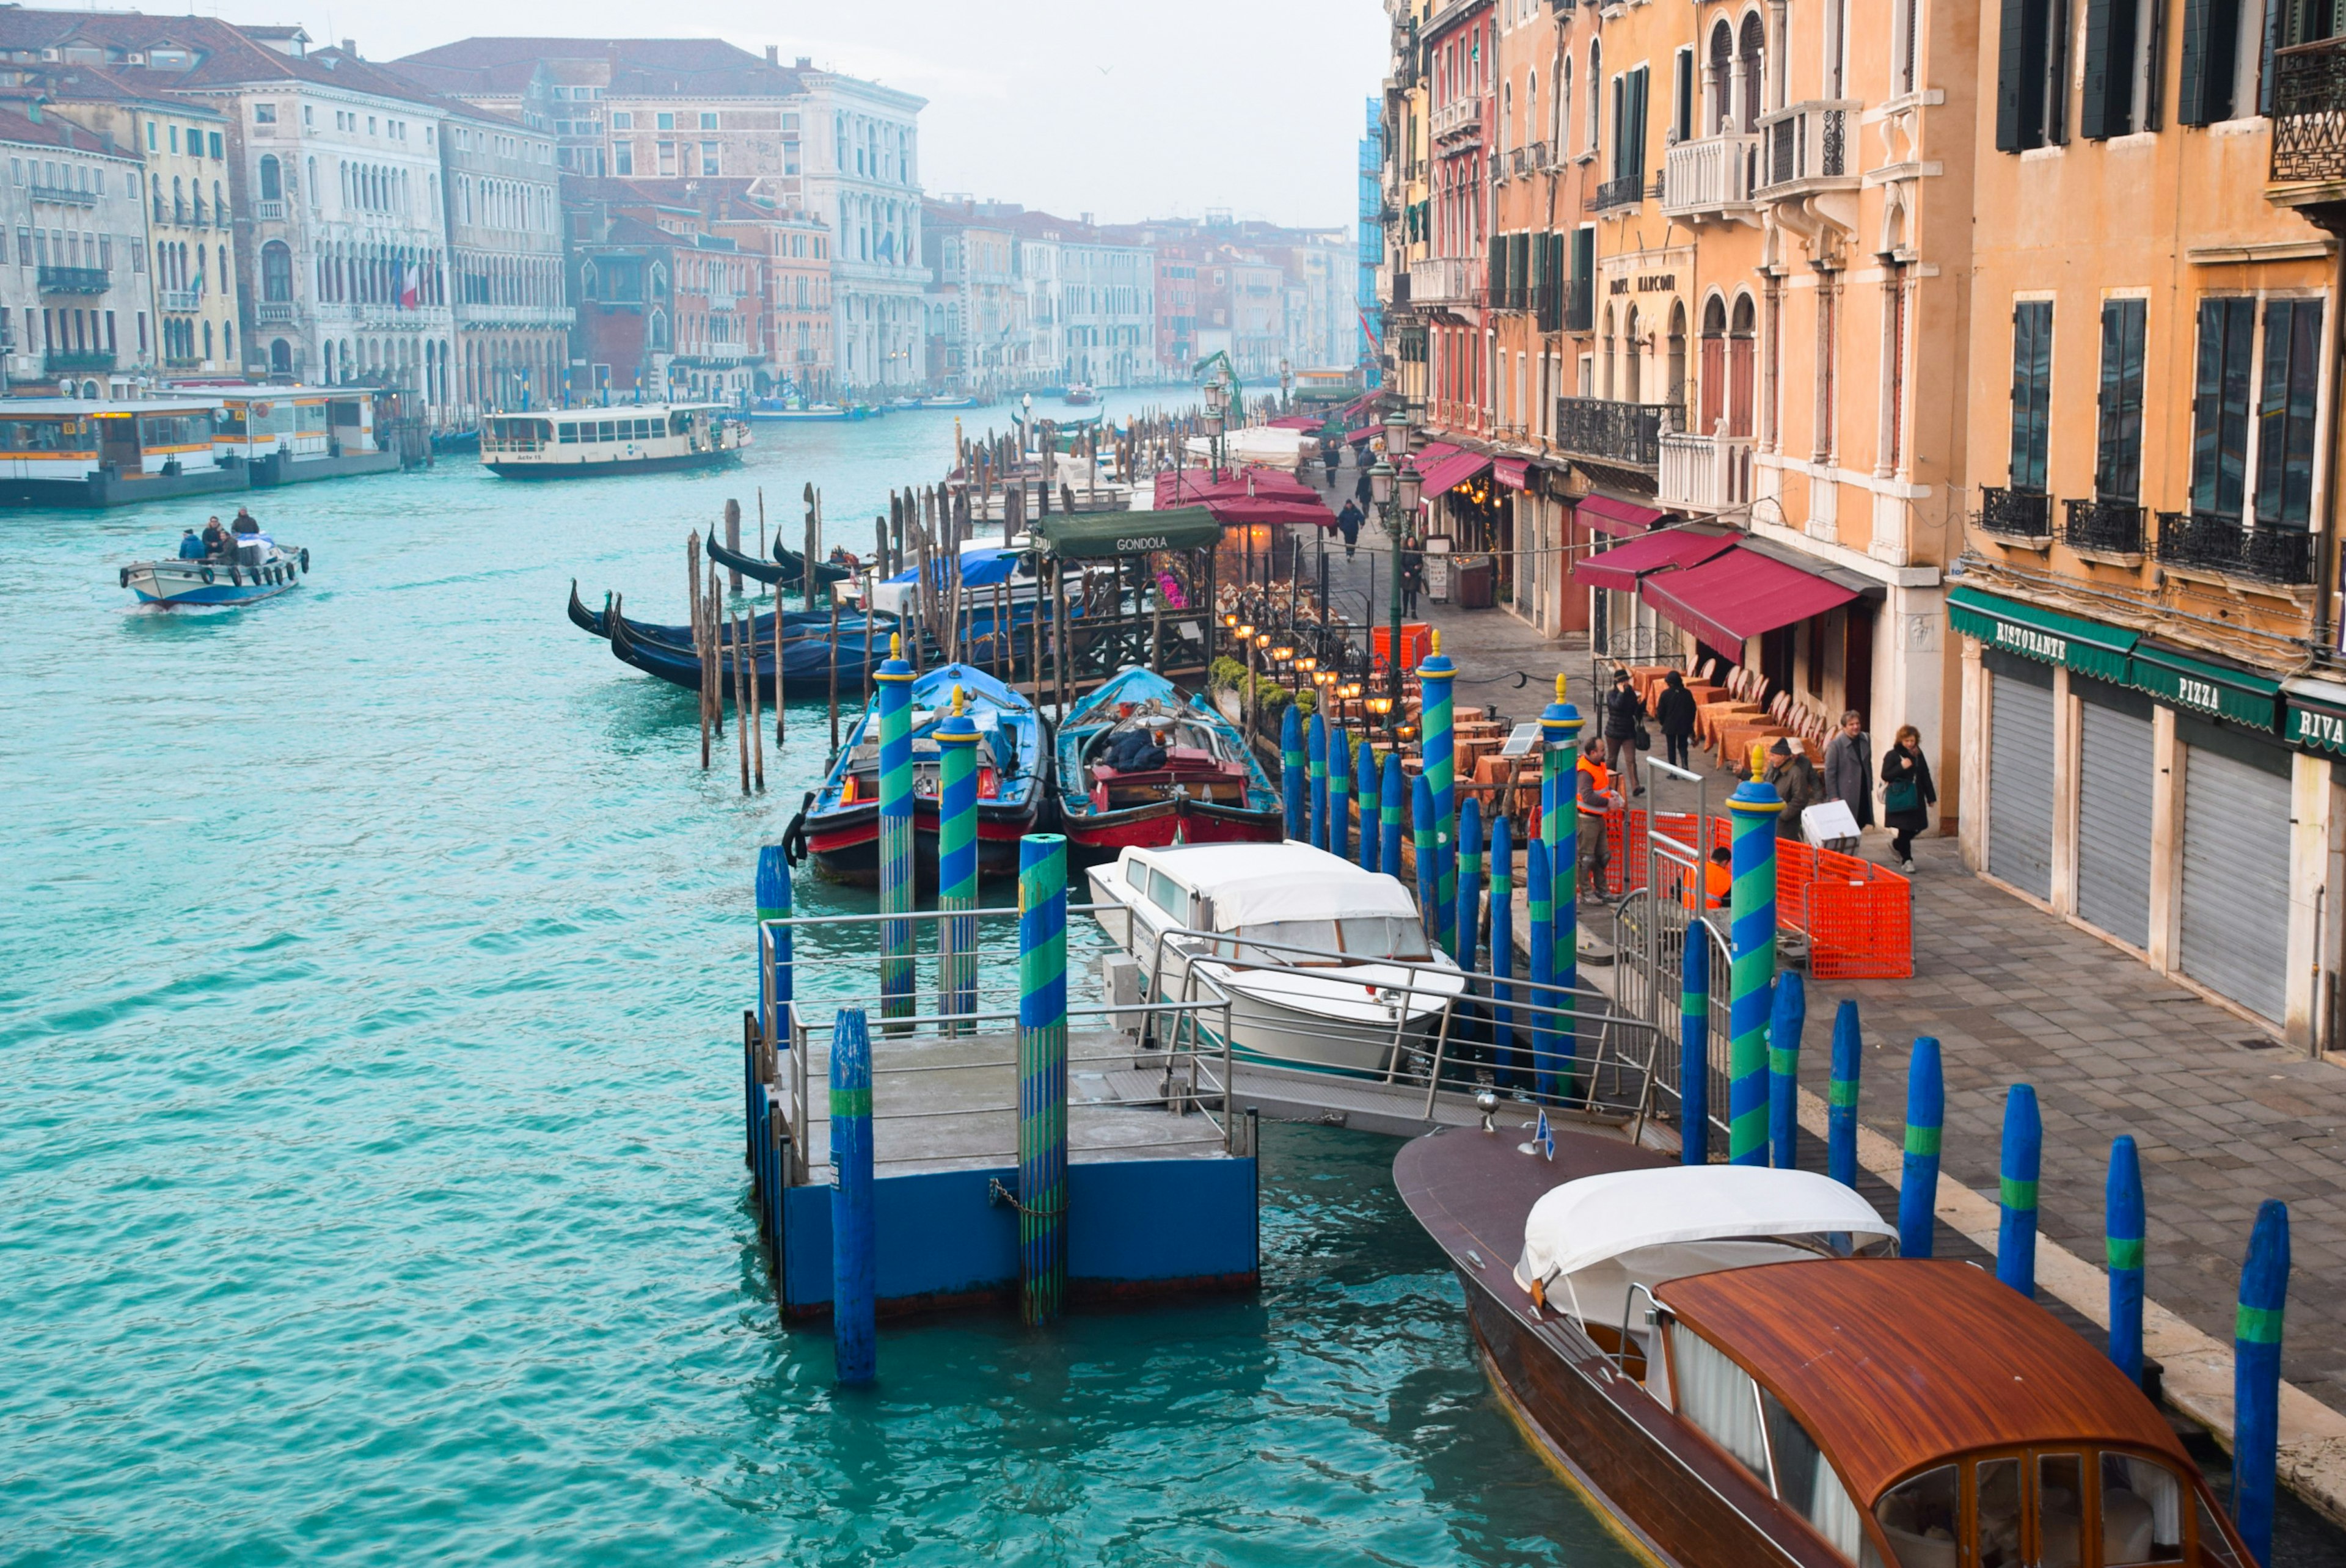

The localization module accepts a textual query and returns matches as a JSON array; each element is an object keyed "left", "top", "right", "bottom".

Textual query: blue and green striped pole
[
  {"left": 1379, "top": 752, "right": 1405, "bottom": 880},
  {"left": 1680, "top": 923, "right": 1709, "bottom": 1164},
  {"left": 1769, "top": 969, "right": 1805, "bottom": 1170},
  {"left": 1899, "top": 1037, "right": 1943, "bottom": 1258},
  {"left": 1489, "top": 811, "right": 1515, "bottom": 1083},
  {"left": 1828, "top": 1001, "right": 1860, "bottom": 1189},
  {"left": 1528, "top": 835, "right": 1557, "bottom": 1099},
  {"left": 1281, "top": 704, "right": 1306, "bottom": 841},
  {"left": 1419, "top": 632, "right": 1457, "bottom": 946},
  {"left": 1356, "top": 739, "right": 1380, "bottom": 873},
  {"left": 1456, "top": 795, "right": 1483, "bottom": 969},
  {"left": 1017, "top": 834, "right": 1070, "bottom": 1326},
  {"left": 1542, "top": 684, "right": 1585, "bottom": 1078},
  {"left": 936, "top": 688, "right": 981, "bottom": 1029},
  {"left": 756, "top": 842, "right": 792, "bottom": 1054},
  {"left": 2234, "top": 1199, "right": 2290, "bottom": 1567},
  {"left": 1412, "top": 772, "right": 1439, "bottom": 946},
  {"left": 1726, "top": 780, "right": 1782, "bottom": 1165},
  {"left": 1997, "top": 1083, "right": 2041, "bottom": 1298},
  {"left": 1328, "top": 721, "right": 1351, "bottom": 862},
  {"left": 1309, "top": 710, "right": 1329, "bottom": 851},
  {"left": 2107, "top": 1135, "right": 2145, "bottom": 1388},
  {"left": 830, "top": 1006, "right": 876, "bottom": 1384},
  {"left": 875, "top": 635, "right": 916, "bottom": 1025}
]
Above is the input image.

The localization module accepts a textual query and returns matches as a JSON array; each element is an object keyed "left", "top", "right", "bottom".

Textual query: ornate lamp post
[
  {"left": 1375, "top": 410, "right": 1421, "bottom": 731},
  {"left": 1202, "top": 376, "right": 1230, "bottom": 481}
]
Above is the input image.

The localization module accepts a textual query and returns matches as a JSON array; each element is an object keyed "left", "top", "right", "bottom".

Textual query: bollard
[
  {"left": 2107, "top": 1135, "right": 2145, "bottom": 1389},
  {"left": 756, "top": 843, "right": 792, "bottom": 1053},
  {"left": 1898, "top": 1037, "right": 1943, "bottom": 1259},
  {"left": 1412, "top": 772, "right": 1439, "bottom": 946},
  {"left": 1680, "top": 924, "right": 1712, "bottom": 1164},
  {"left": 1328, "top": 722, "right": 1351, "bottom": 863},
  {"left": 1825, "top": 1000, "right": 1861, "bottom": 1190},
  {"left": 1281, "top": 704, "right": 1307, "bottom": 841},
  {"left": 936, "top": 689, "right": 981, "bottom": 1029},
  {"left": 1419, "top": 631, "right": 1457, "bottom": 947},
  {"left": 830, "top": 1007, "right": 876, "bottom": 1384},
  {"left": 1355, "top": 738, "right": 1379, "bottom": 873},
  {"left": 1380, "top": 752, "right": 1405, "bottom": 882},
  {"left": 1769, "top": 969, "right": 1805, "bottom": 1170},
  {"left": 1997, "top": 1083, "right": 2041, "bottom": 1298},
  {"left": 1489, "top": 812, "right": 1515, "bottom": 1084},
  {"left": 875, "top": 635, "right": 916, "bottom": 1025},
  {"left": 1309, "top": 710, "right": 1329, "bottom": 851},
  {"left": 1725, "top": 780, "right": 1782, "bottom": 1165},
  {"left": 1456, "top": 795, "right": 1483, "bottom": 969},
  {"left": 2234, "top": 1199, "right": 2290, "bottom": 1567},
  {"left": 1017, "top": 834, "right": 1070, "bottom": 1326},
  {"left": 1528, "top": 836, "right": 1557, "bottom": 1099}
]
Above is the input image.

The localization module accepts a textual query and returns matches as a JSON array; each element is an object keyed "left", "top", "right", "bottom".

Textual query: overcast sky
[{"left": 230, "top": 0, "right": 1388, "bottom": 229}]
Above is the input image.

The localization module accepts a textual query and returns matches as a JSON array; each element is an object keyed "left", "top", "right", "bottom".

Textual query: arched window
[
  {"left": 1558, "top": 60, "right": 1572, "bottom": 150},
  {"left": 223, "top": 320, "right": 232, "bottom": 360},
  {"left": 1738, "top": 13, "right": 1767, "bottom": 131},
  {"left": 260, "top": 239, "right": 293, "bottom": 302},
  {"left": 202, "top": 320, "right": 213, "bottom": 359},
  {"left": 1700, "top": 296, "right": 1730, "bottom": 432},
  {"left": 1527, "top": 71, "right": 1538, "bottom": 151},
  {"left": 1624, "top": 302, "right": 1642, "bottom": 403},
  {"left": 1500, "top": 82, "right": 1512, "bottom": 153},
  {"left": 258, "top": 155, "right": 280, "bottom": 202},
  {"left": 1667, "top": 301, "right": 1688, "bottom": 414},
  {"left": 269, "top": 337, "right": 291, "bottom": 374},
  {"left": 1728, "top": 294, "right": 1757, "bottom": 437},
  {"left": 1709, "top": 21, "right": 1736, "bottom": 134},
  {"left": 1587, "top": 42, "right": 1603, "bottom": 151},
  {"left": 648, "top": 307, "right": 669, "bottom": 351}
]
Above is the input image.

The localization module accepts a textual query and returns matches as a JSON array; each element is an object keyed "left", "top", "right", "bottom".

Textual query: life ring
[
  {"left": 298, "top": 548, "right": 309, "bottom": 574},
  {"left": 119, "top": 566, "right": 130, "bottom": 588},
  {"left": 200, "top": 565, "right": 214, "bottom": 584}
]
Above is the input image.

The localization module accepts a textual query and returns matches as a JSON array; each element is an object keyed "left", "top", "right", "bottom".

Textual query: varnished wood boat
[{"left": 1395, "top": 1126, "right": 2256, "bottom": 1567}]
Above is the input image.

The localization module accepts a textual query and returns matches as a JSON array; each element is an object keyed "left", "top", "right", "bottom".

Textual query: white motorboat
[
  {"left": 1086, "top": 841, "right": 1467, "bottom": 1074},
  {"left": 122, "top": 533, "right": 309, "bottom": 606}
]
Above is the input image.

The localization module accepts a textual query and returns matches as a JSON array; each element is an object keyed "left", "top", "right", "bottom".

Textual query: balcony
[
  {"left": 2062, "top": 496, "right": 2146, "bottom": 559},
  {"left": 29, "top": 180, "right": 97, "bottom": 207},
  {"left": 2269, "top": 35, "right": 2346, "bottom": 224},
  {"left": 2155, "top": 511, "right": 2317, "bottom": 586},
  {"left": 1659, "top": 429, "right": 1756, "bottom": 512},
  {"left": 1431, "top": 99, "right": 1482, "bottom": 144},
  {"left": 1662, "top": 133, "right": 1763, "bottom": 222},
  {"left": 1976, "top": 486, "right": 2053, "bottom": 544},
  {"left": 45, "top": 350, "right": 114, "bottom": 374},
  {"left": 1408, "top": 255, "right": 1485, "bottom": 310},
  {"left": 37, "top": 266, "right": 109, "bottom": 294},
  {"left": 1563, "top": 275, "right": 1593, "bottom": 333},
  {"left": 254, "top": 199, "right": 285, "bottom": 221},
  {"left": 255, "top": 301, "right": 296, "bottom": 323},
  {"left": 1593, "top": 173, "right": 1645, "bottom": 212},
  {"left": 1555, "top": 398, "right": 1680, "bottom": 470},
  {"left": 161, "top": 288, "right": 201, "bottom": 313},
  {"left": 1756, "top": 101, "right": 1860, "bottom": 200}
]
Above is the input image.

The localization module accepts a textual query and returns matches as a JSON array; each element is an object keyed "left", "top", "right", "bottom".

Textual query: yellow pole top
[
  {"left": 952, "top": 684, "right": 965, "bottom": 714},
  {"left": 1555, "top": 673, "right": 1568, "bottom": 701},
  {"left": 1430, "top": 627, "right": 1442, "bottom": 656},
  {"left": 890, "top": 632, "right": 901, "bottom": 659}
]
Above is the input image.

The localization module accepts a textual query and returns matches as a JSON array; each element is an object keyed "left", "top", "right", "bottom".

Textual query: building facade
[
  {"left": 1059, "top": 224, "right": 1152, "bottom": 388},
  {"left": 428, "top": 101, "right": 566, "bottom": 416},
  {"left": 0, "top": 101, "right": 149, "bottom": 394},
  {"left": 801, "top": 68, "right": 927, "bottom": 394}
]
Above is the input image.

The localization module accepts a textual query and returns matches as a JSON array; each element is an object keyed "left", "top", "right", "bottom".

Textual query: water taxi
[
  {"left": 480, "top": 402, "right": 747, "bottom": 478},
  {"left": 1396, "top": 1129, "right": 2260, "bottom": 1568},
  {"left": 0, "top": 398, "right": 244, "bottom": 507}
]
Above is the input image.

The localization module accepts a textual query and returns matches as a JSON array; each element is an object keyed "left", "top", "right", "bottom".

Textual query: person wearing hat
[
  {"left": 1601, "top": 668, "right": 1647, "bottom": 795},
  {"left": 1762, "top": 738, "right": 1824, "bottom": 842}
]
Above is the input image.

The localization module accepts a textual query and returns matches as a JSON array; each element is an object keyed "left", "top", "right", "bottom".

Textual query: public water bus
[
  {"left": 200, "top": 384, "right": 398, "bottom": 485},
  {"left": 1394, "top": 1132, "right": 2260, "bottom": 1568},
  {"left": 0, "top": 398, "right": 244, "bottom": 507},
  {"left": 479, "top": 401, "right": 748, "bottom": 478}
]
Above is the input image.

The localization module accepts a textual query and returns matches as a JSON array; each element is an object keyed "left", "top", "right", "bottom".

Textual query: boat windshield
[{"left": 1209, "top": 916, "right": 1430, "bottom": 966}]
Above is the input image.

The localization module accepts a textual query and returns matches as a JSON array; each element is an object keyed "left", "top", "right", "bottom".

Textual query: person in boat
[
  {"left": 231, "top": 507, "right": 260, "bottom": 536},
  {"left": 177, "top": 528, "right": 205, "bottom": 561},
  {"left": 200, "top": 517, "right": 232, "bottom": 558}
]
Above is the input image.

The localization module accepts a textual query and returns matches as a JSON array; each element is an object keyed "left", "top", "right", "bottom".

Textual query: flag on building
[{"left": 400, "top": 260, "right": 419, "bottom": 310}]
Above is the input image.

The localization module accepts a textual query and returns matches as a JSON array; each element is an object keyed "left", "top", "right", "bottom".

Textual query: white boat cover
[
  {"left": 1126, "top": 842, "right": 1417, "bottom": 928},
  {"left": 1516, "top": 1165, "right": 1891, "bottom": 1288},
  {"left": 1183, "top": 426, "right": 1309, "bottom": 471}
]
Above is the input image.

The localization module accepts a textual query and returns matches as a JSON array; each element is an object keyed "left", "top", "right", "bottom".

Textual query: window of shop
[
  {"left": 2009, "top": 301, "right": 2054, "bottom": 492},
  {"left": 2096, "top": 299, "right": 2146, "bottom": 501}
]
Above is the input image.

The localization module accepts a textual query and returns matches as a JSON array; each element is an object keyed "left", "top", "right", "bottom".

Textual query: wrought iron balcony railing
[
  {"left": 1976, "top": 486, "right": 2052, "bottom": 541},
  {"left": 37, "top": 265, "right": 110, "bottom": 294},
  {"left": 1593, "top": 173, "right": 1645, "bottom": 211},
  {"left": 2271, "top": 35, "right": 2346, "bottom": 183},
  {"left": 1757, "top": 101, "right": 1859, "bottom": 197},
  {"left": 2155, "top": 511, "right": 2317, "bottom": 585},
  {"left": 45, "top": 350, "right": 115, "bottom": 373},
  {"left": 2063, "top": 496, "right": 2146, "bottom": 555},
  {"left": 30, "top": 180, "right": 97, "bottom": 207},
  {"left": 1555, "top": 398, "right": 1680, "bottom": 469}
]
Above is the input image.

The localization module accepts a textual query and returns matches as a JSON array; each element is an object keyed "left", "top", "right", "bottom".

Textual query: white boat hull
[{"left": 123, "top": 545, "right": 307, "bottom": 607}]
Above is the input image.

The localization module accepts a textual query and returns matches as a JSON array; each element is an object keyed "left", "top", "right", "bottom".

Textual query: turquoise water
[{"left": 0, "top": 392, "right": 1634, "bottom": 1565}]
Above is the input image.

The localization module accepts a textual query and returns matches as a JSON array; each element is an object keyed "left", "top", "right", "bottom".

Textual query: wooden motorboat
[
  {"left": 1395, "top": 1126, "right": 2258, "bottom": 1568},
  {"left": 123, "top": 534, "right": 310, "bottom": 606},
  {"left": 1053, "top": 666, "right": 1280, "bottom": 858}
]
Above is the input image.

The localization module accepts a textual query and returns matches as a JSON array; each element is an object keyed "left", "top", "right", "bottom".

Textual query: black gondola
[{"left": 605, "top": 592, "right": 891, "bottom": 699}]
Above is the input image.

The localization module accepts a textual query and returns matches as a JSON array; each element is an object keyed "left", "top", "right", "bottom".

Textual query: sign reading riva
[{"left": 2292, "top": 703, "right": 2346, "bottom": 756}]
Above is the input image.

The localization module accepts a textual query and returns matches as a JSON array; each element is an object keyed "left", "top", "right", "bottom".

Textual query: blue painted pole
[
  {"left": 2234, "top": 1199, "right": 2290, "bottom": 1567},
  {"left": 830, "top": 1007, "right": 876, "bottom": 1384},
  {"left": 1681, "top": 922, "right": 1709, "bottom": 1165},
  {"left": 1899, "top": 1038, "right": 1943, "bottom": 1259},
  {"left": 1309, "top": 710, "right": 1329, "bottom": 851},
  {"left": 1996, "top": 1083, "right": 2042, "bottom": 1298},
  {"left": 1456, "top": 795, "right": 1483, "bottom": 969},
  {"left": 1017, "top": 834, "right": 1070, "bottom": 1326},
  {"left": 1768, "top": 969, "right": 1805, "bottom": 1170},
  {"left": 1356, "top": 739, "right": 1381, "bottom": 873},
  {"left": 1379, "top": 752, "right": 1405, "bottom": 882},
  {"left": 1828, "top": 1001, "right": 1860, "bottom": 1190},
  {"left": 756, "top": 843, "right": 792, "bottom": 1054},
  {"left": 875, "top": 636, "right": 916, "bottom": 1024},
  {"left": 1726, "top": 781, "right": 1782, "bottom": 1165},
  {"left": 1281, "top": 704, "right": 1306, "bottom": 841},
  {"left": 1489, "top": 811, "right": 1515, "bottom": 1083},
  {"left": 1528, "top": 836, "right": 1556, "bottom": 1099},
  {"left": 1419, "top": 632, "right": 1457, "bottom": 947},
  {"left": 1540, "top": 685, "right": 1585, "bottom": 1083},
  {"left": 1412, "top": 771, "right": 1439, "bottom": 946},
  {"left": 936, "top": 690, "right": 981, "bottom": 1027},
  {"left": 2107, "top": 1135, "right": 2145, "bottom": 1389},
  {"left": 1328, "top": 721, "right": 1351, "bottom": 863}
]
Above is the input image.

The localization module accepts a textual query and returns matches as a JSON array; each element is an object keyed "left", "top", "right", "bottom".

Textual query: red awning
[
  {"left": 1416, "top": 450, "right": 1492, "bottom": 503},
  {"left": 1155, "top": 466, "right": 1319, "bottom": 508},
  {"left": 1207, "top": 496, "right": 1337, "bottom": 528},
  {"left": 1574, "top": 494, "right": 1668, "bottom": 536},
  {"left": 1494, "top": 457, "right": 1530, "bottom": 490},
  {"left": 1637, "top": 544, "right": 1860, "bottom": 652},
  {"left": 1343, "top": 424, "right": 1383, "bottom": 443},
  {"left": 1577, "top": 530, "right": 1740, "bottom": 593},
  {"left": 1408, "top": 441, "right": 1461, "bottom": 470},
  {"left": 1266, "top": 414, "right": 1323, "bottom": 431}
]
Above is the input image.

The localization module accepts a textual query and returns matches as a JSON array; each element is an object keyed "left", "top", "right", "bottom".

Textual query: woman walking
[
  {"left": 1653, "top": 669, "right": 1697, "bottom": 770},
  {"left": 1880, "top": 724, "right": 1937, "bottom": 873}
]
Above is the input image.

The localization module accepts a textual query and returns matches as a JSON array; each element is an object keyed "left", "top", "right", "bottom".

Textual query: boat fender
[
  {"left": 119, "top": 566, "right": 130, "bottom": 588},
  {"left": 229, "top": 564, "right": 242, "bottom": 587},
  {"left": 781, "top": 791, "right": 814, "bottom": 867},
  {"left": 298, "top": 548, "right": 310, "bottom": 574},
  {"left": 201, "top": 565, "right": 214, "bottom": 584}
]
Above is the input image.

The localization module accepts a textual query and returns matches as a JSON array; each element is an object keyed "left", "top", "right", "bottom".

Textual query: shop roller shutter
[
  {"left": 1989, "top": 666, "right": 2057, "bottom": 900},
  {"left": 2178, "top": 742, "right": 2292, "bottom": 1021},
  {"left": 2075, "top": 692, "right": 2154, "bottom": 949}
]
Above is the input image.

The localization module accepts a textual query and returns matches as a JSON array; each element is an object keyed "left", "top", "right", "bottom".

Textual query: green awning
[
  {"left": 1946, "top": 586, "right": 2136, "bottom": 683},
  {"left": 2286, "top": 680, "right": 2346, "bottom": 756},
  {"left": 2133, "top": 641, "right": 2282, "bottom": 731},
  {"left": 1032, "top": 506, "right": 1226, "bottom": 558}
]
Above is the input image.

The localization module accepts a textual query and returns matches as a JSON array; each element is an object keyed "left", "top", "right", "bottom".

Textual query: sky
[{"left": 208, "top": 0, "right": 1390, "bottom": 230}]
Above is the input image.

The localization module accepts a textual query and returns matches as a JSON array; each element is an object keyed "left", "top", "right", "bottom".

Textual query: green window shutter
[
  {"left": 2096, "top": 300, "right": 2146, "bottom": 498},
  {"left": 2081, "top": 0, "right": 2140, "bottom": 135},
  {"left": 2189, "top": 299, "right": 2224, "bottom": 512},
  {"left": 2009, "top": 301, "right": 2053, "bottom": 490},
  {"left": 2177, "top": 0, "right": 2238, "bottom": 123},
  {"left": 2256, "top": 300, "right": 2323, "bottom": 527},
  {"left": 1997, "top": 0, "right": 2042, "bottom": 147}
]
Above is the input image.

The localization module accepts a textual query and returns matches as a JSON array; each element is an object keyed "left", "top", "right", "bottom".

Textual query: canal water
[{"left": 0, "top": 392, "right": 1637, "bottom": 1564}]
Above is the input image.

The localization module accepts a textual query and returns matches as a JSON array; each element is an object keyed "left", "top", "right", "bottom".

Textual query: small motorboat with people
[
  {"left": 121, "top": 515, "right": 310, "bottom": 607},
  {"left": 1061, "top": 382, "right": 1097, "bottom": 406},
  {"left": 1086, "top": 841, "right": 1466, "bottom": 1074},
  {"left": 788, "top": 661, "right": 1043, "bottom": 883},
  {"left": 1395, "top": 1131, "right": 2260, "bottom": 1568},
  {"left": 1053, "top": 666, "right": 1281, "bottom": 858}
]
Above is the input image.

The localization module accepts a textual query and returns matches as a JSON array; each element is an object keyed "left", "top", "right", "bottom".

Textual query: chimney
[
  {"left": 1080, "top": 211, "right": 1093, "bottom": 227},
  {"left": 342, "top": 38, "right": 357, "bottom": 57},
  {"left": 764, "top": 44, "right": 778, "bottom": 65}
]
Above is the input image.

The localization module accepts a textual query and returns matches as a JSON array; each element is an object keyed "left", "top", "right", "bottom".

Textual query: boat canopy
[
  {"left": 883, "top": 546, "right": 1026, "bottom": 589},
  {"left": 1033, "top": 506, "right": 1222, "bottom": 558},
  {"left": 1128, "top": 843, "right": 1417, "bottom": 928},
  {"left": 1518, "top": 1167, "right": 1890, "bottom": 1286}
]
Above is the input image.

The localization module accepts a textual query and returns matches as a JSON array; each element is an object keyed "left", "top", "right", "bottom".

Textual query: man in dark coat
[
  {"left": 1336, "top": 500, "right": 1364, "bottom": 559},
  {"left": 1601, "top": 669, "right": 1646, "bottom": 795}
]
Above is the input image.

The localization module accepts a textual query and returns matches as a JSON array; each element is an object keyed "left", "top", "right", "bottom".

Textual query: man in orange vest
[
  {"left": 1576, "top": 741, "right": 1615, "bottom": 895},
  {"left": 1705, "top": 846, "right": 1733, "bottom": 908}
]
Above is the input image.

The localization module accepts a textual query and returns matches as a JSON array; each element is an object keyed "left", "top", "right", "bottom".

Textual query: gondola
[
  {"left": 566, "top": 580, "right": 836, "bottom": 649},
  {"left": 703, "top": 534, "right": 855, "bottom": 591},
  {"left": 787, "top": 662, "right": 1043, "bottom": 884},
  {"left": 605, "top": 592, "right": 893, "bottom": 699},
  {"left": 1053, "top": 666, "right": 1281, "bottom": 860}
]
